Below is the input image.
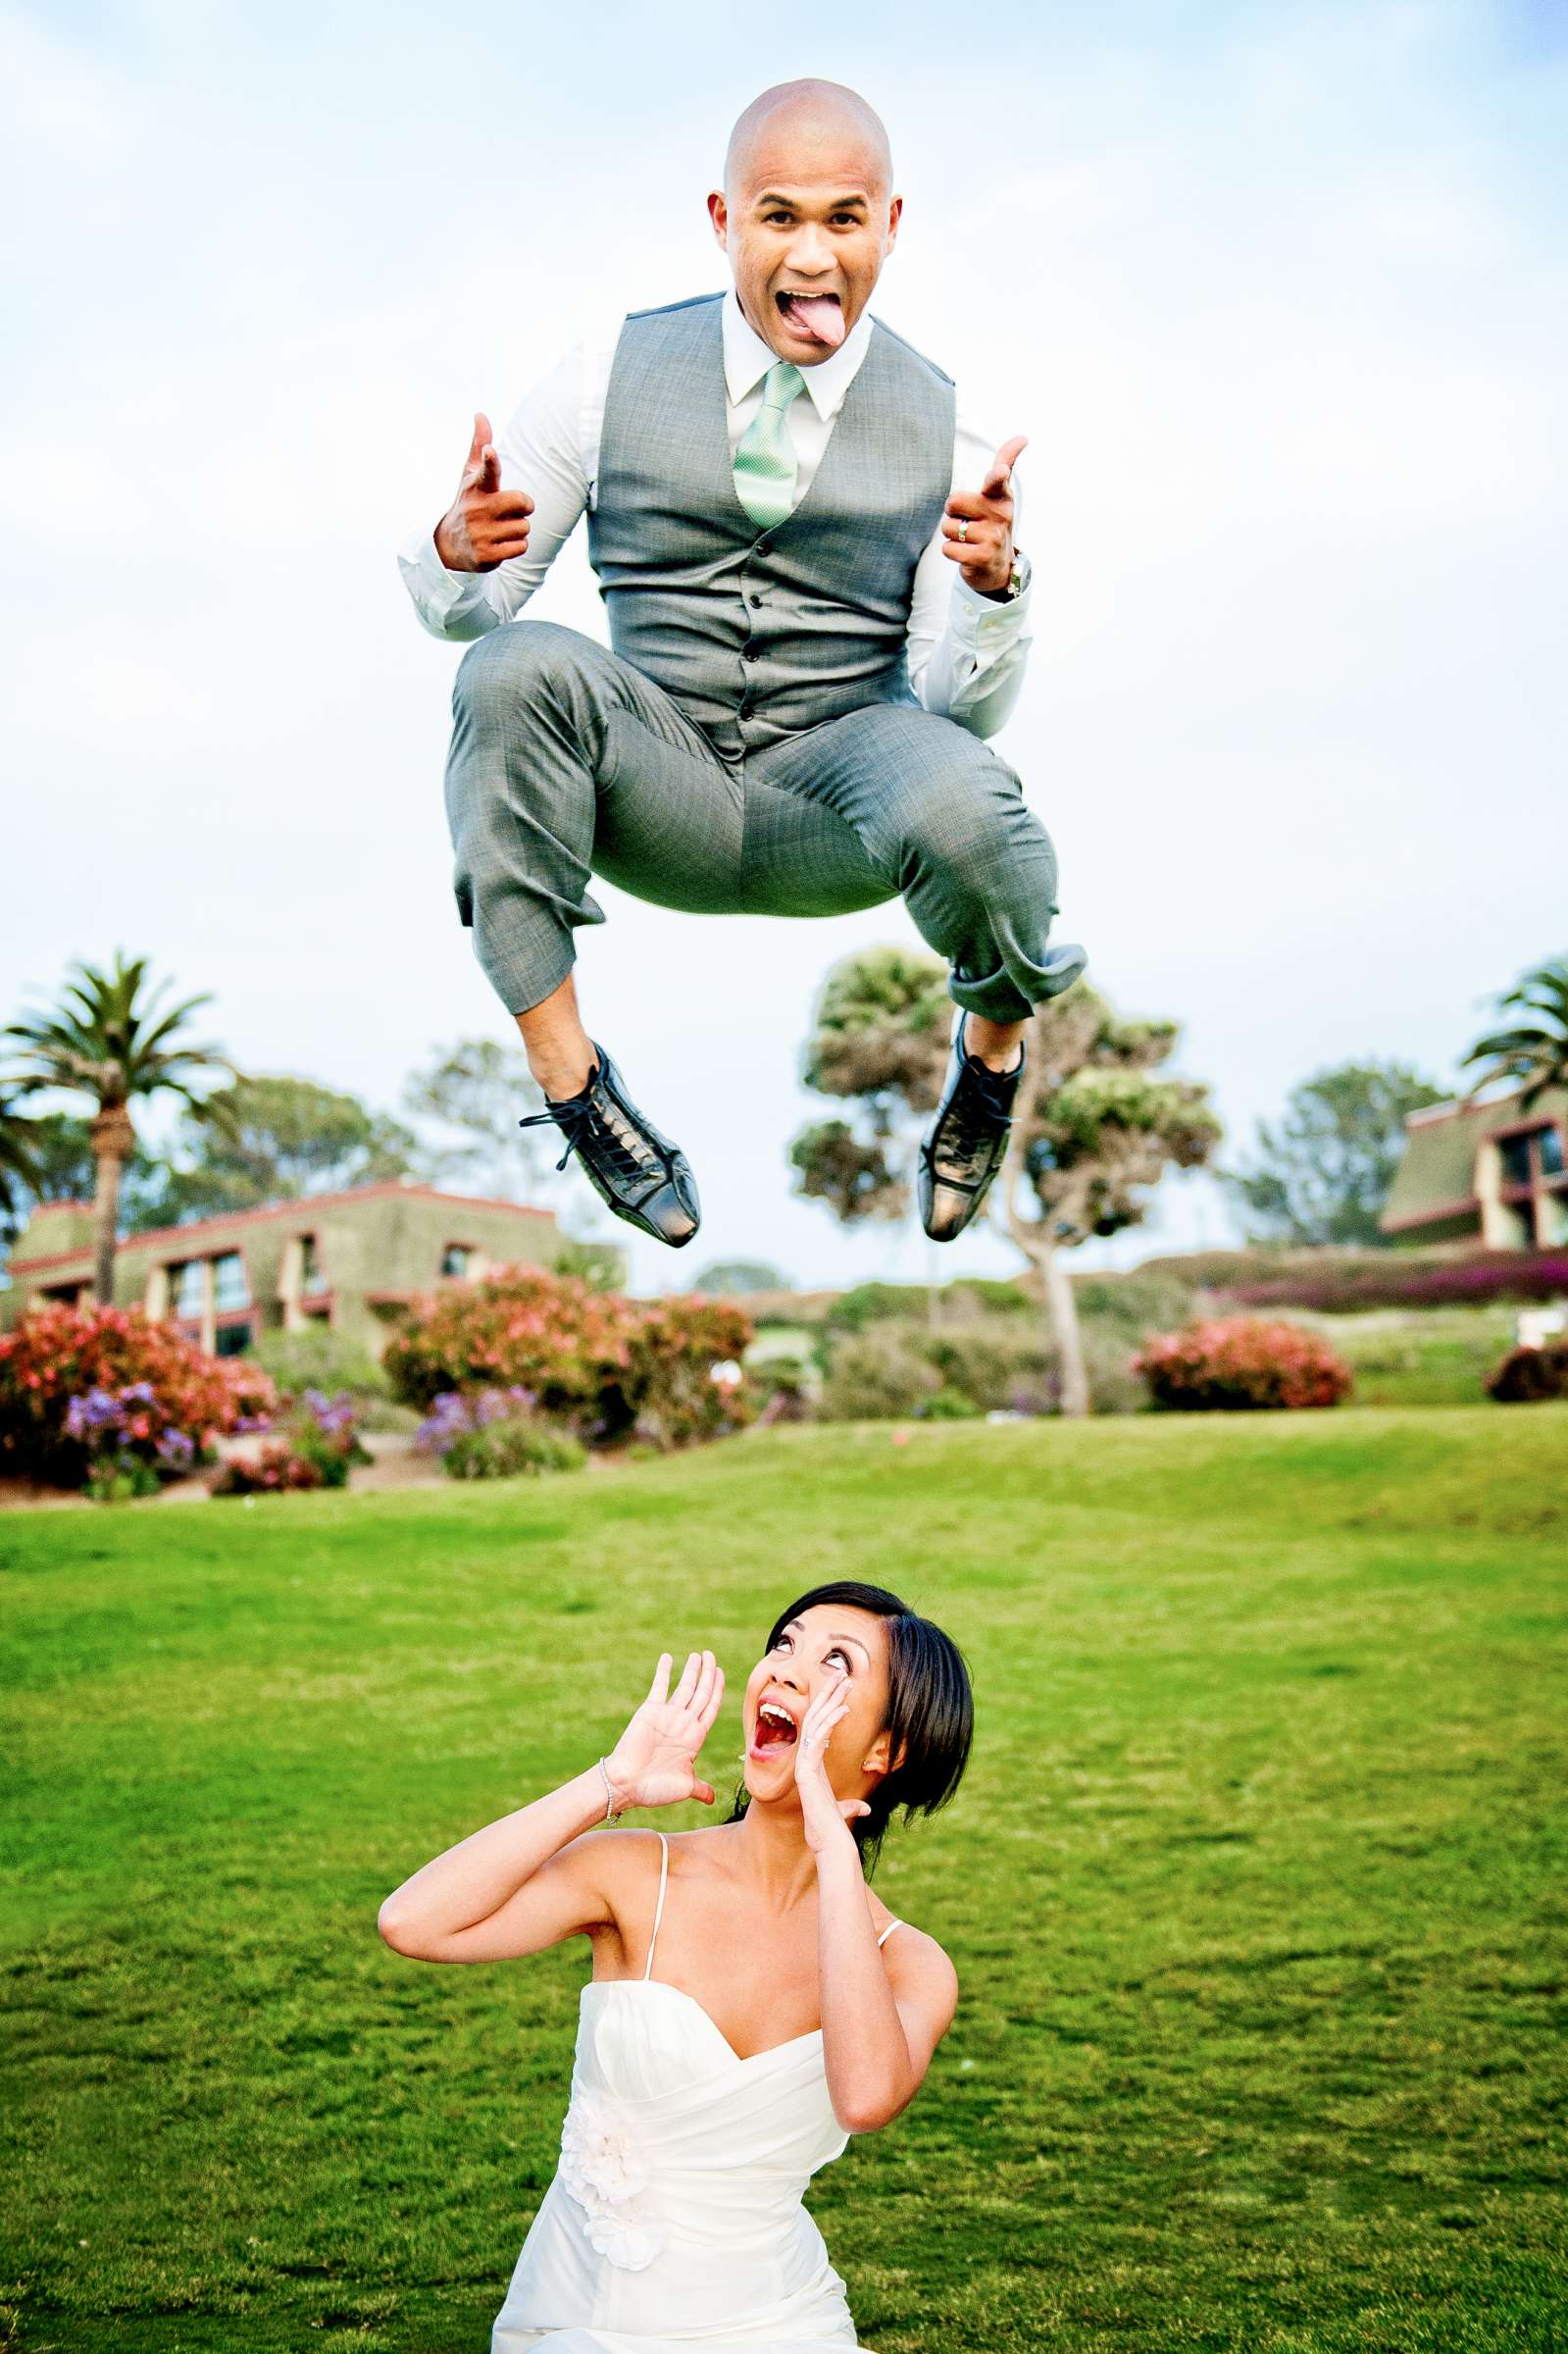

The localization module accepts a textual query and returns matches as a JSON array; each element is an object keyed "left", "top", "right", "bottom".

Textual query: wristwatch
[{"left": 983, "top": 550, "right": 1030, "bottom": 603}]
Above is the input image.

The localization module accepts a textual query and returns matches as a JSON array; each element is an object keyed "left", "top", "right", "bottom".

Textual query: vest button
[
  {"left": 741, "top": 646, "right": 758, "bottom": 663},
  {"left": 754, "top": 536, "right": 773, "bottom": 555},
  {"left": 747, "top": 594, "right": 764, "bottom": 610}
]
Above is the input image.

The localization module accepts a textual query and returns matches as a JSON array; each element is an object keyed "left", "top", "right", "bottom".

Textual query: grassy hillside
[{"left": 3, "top": 1407, "right": 1565, "bottom": 2352}]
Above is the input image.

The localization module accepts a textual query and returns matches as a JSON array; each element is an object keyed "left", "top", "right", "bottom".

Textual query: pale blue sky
[{"left": 3, "top": 1, "right": 1564, "bottom": 1291}]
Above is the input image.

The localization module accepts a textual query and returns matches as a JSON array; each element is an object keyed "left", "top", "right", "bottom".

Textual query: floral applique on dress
[{"left": 558, "top": 2086, "right": 664, "bottom": 2272}]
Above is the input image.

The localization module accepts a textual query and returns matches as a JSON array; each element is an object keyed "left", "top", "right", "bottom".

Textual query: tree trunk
[
  {"left": 998, "top": 1121, "right": 1092, "bottom": 1417},
  {"left": 89, "top": 1105, "right": 135, "bottom": 1306},
  {"left": 1040, "top": 1235, "right": 1089, "bottom": 1419}
]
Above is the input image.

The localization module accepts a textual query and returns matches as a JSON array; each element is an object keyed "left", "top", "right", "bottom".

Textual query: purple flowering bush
[
  {"left": 414, "top": 1386, "right": 539, "bottom": 1457},
  {"left": 64, "top": 1387, "right": 208, "bottom": 1496},
  {"left": 411, "top": 1384, "right": 582, "bottom": 1481},
  {"left": 209, "top": 1387, "right": 370, "bottom": 1499},
  {"left": 0, "top": 1304, "right": 277, "bottom": 1489}
]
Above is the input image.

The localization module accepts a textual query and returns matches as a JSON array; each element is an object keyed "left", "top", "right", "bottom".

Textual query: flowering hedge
[
  {"left": 0, "top": 1304, "right": 277, "bottom": 1486},
  {"left": 1134, "top": 1316, "right": 1352, "bottom": 1411},
  {"left": 382, "top": 1266, "right": 754, "bottom": 1448},
  {"left": 1136, "top": 1246, "right": 1568, "bottom": 1315}
]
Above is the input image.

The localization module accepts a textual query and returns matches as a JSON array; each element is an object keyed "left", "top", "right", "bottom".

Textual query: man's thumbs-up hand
[
  {"left": 940, "top": 434, "right": 1026, "bottom": 598},
  {"left": 434, "top": 411, "right": 535, "bottom": 573}
]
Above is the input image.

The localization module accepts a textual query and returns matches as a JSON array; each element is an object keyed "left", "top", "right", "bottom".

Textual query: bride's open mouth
[
  {"left": 776, "top": 288, "right": 845, "bottom": 350},
  {"left": 748, "top": 1698, "right": 800, "bottom": 1762}
]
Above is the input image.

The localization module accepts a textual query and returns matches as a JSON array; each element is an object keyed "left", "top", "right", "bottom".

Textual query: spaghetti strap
[
  {"left": 877, "top": 1918, "right": 903, "bottom": 1948},
  {"left": 642, "top": 1832, "right": 671, "bottom": 1980}
]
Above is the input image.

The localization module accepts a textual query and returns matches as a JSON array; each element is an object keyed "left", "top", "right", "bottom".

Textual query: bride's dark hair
[{"left": 729, "top": 1580, "right": 974, "bottom": 1873}]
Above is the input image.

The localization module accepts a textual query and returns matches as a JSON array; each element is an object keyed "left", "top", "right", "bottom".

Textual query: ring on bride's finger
[{"left": 956, "top": 517, "right": 969, "bottom": 541}]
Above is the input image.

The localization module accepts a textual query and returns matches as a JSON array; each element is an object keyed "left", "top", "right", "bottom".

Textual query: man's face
[{"left": 709, "top": 130, "right": 901, "bottom": 366}]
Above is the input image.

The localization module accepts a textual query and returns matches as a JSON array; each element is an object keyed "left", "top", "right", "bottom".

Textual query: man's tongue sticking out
[{"left": 780, "top": 291, "right": 846, "bottom": 350}]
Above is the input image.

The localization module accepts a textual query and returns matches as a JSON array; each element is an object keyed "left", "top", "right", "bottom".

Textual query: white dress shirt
[{"left": 398, "top": 287, "right": 1035, "bottom": 740}]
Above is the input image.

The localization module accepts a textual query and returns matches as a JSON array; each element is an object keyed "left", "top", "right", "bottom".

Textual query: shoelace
[
  {"left": 520, "top": 1080, "right": 661, "bottom": 1190},
  {"left": 934, "top": 1057, "right": 1021, "bottom": 1179}
]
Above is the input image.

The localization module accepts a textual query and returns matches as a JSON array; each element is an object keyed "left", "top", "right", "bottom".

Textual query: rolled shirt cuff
[
  {"left": 396, "top": 526, "right": 494, "bottom": 634},
  {"left": 947, "top": 550, "right": 1034, "bottom": 645}
]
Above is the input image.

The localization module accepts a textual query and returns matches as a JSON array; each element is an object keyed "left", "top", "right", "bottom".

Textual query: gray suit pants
[{"left": 443, "top": 621, "right": 1081, "bottom": 1025}]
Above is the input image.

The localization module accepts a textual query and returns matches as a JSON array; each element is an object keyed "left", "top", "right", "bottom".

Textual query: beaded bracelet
[{"left": 596, "top": 1757, "right": 621, "bottom": 1824}]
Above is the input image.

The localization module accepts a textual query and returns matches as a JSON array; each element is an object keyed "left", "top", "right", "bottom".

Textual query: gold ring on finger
[{"left": 957, "top": 518, "right": 969, "bottom": 541}]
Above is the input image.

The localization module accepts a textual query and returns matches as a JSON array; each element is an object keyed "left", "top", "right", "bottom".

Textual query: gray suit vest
[{"left": 585, "top": 291, "right": 955, "bottom": 757}]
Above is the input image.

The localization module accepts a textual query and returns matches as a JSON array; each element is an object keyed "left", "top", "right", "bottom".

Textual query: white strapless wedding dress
[{"left": 491, "top": 1833, "right": 901, "bottom": 2353}]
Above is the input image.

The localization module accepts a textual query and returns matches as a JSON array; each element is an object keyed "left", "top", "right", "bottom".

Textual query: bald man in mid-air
[{"left": 399, "top": 78, "right": 1086, "bottom": 1249}]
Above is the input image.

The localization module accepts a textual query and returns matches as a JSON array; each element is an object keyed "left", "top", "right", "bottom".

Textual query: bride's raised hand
[
  {"left": 793, "top": 1667, "right": 873, "bottom": 1854},
  {"left": 602, "top": 1650, "right": 726, "bottom": 1811}
]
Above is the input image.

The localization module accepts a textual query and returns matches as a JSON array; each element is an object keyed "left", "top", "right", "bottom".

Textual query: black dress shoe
[
  {"left": 917, "top": 1018, "right": 1026, "bottom": 1243},
  {"left": 520, "top": 1045, "right": 700, "bottom": 1248}
]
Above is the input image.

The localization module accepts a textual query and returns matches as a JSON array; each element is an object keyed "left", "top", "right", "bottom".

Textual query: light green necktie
[{"left": 733, "top": 361, "right": 806, "bottom": 529}]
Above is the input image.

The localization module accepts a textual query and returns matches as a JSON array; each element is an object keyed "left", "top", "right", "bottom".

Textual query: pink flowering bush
[
  {"left": 0, "top": 1304, "right": 277, "bottom": 1487},
  {"left": 1134, "top": 1316, "right": 1352, "bottom": 1411},
  {"left": 383, "top": 1266, "right": 755, "bottom": 1449},
  {"left": 209, "top": 1445, "right": 327, "bottom": 1496}
]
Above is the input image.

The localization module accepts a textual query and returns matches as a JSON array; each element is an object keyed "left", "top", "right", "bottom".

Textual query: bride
[{"left": 378, "top": 1578, "right": 974, "bottom": 2352}]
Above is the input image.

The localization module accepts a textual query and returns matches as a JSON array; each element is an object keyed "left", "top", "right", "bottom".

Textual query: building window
[
  {"left": 1498, "top": 1133, "right": 1535, "bottom": 1188},
  {"left": 1541, "top": 1127, "right": 1566, "bottom": 1179},
  {"left": 171, "top": 1260, "right": 205, "bottom": 1319},
  {"left": 214, "top": 1254, "right": 249, "bottom": 1311},
  {"left": 300, "top": 1235, "right": 328, "bottom": 1296},
  {"left": 215, "top": 1320, "right": 253, "bottom": 1356},
  {"left": 440, "top": 1244, "right": 474, "bottom": 1279}
]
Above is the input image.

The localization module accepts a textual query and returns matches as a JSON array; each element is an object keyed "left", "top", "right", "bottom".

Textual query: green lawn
[
  {"left": 1294, "top": 1308, "right": 1522, "bottom": 1409},
  {"left": 3, "top": 1408, "right": 1565, "bottom": 2354}
]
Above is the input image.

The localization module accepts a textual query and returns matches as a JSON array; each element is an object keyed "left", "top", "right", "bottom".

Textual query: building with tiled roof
[
  {"left": 1380, "top": 1087, "right": 1567, "bottom": 1251},
  {"left": 1, "top": 1181, "right": 590, "bottom": 1356}
]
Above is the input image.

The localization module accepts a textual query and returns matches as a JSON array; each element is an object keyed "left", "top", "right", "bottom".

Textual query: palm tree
[
  {"left": 0, "top": 1096, "right": 41, "bottom": 1235},
  {"left": 4, "top": 954, "right": 235, "bottom": 1305},
  {"left": 1462, "top": 955, "right": 1568, "bottom": 1112}
]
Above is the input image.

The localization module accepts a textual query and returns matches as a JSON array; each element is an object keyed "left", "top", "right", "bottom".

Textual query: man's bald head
[
  {"left": 709, "top": 79, "right": 901, "bottom": 366},
  {"left": 724, "top": 79, "right": 893, "bottom": 206}
]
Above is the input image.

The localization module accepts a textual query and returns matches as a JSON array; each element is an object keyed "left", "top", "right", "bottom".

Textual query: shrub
[
  {"left": 1135, "top": 1317, "right": 1352, "bottom": 1411},
  {"left": 382, "top": 1267, "right": 754, "bottom": 1449},
  {"left": 440, "top": 1418, "right": 587, "bottom": 1480},
  {"left": 825, "top": 1278, "right": 1033, "bottom": 1335},
  {"left": 286, "top": 1389, "right": 371, "bottom": 1486},
  {"left": 414, "top": 1386, "right": 539, "bottom": 1457},
  {"left": 1072, "top": 1271, "right": 1198, "bottom": 1339},
  {"left": 210, "top": 1447, "right": 327, "bottom": 1497},
  {"left": 1076, "top": 1321, "right": 1151, "bottom": 1416},
  {"left": 1486, "top": 1339, "right": 1568, "bottom": 1404},
  {"left": 924, "top": 1319, "right": 1056, "bottom": 1413},
  {"left": 0, "top": 1305, "right": 277, "bottom": 1487},
  {"left": 254, "top": 1329, "right": 390, "bottom": 1400},
  {"left": 915, "top": 1385, "right": 982, "bottom": 1421},
  {"left": 207, "top": 1388, "right": 369, "bottom": 1498},
  {"left": 84, "top": 1453, "right": 164, "bottom": 1504},
  {"left": 825, "top": 1283, "right": 932, "bottom": 1335},
  {"left": 819, "top": 1330, "right": 943, "bottom": 1420},
  {"left": 753, "top": 1363, "right": 814, "bottom": 1425}
]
